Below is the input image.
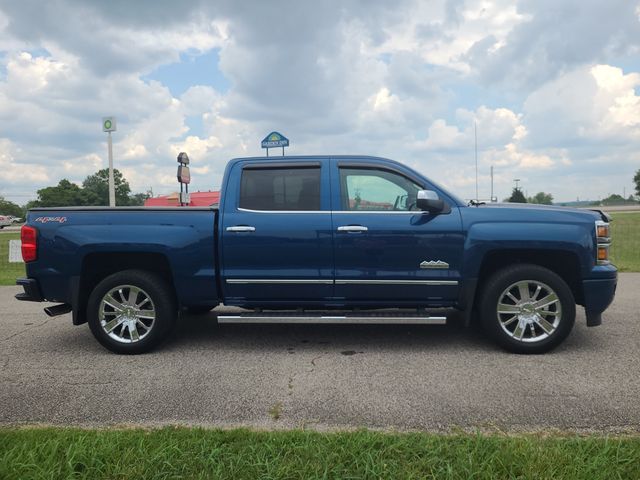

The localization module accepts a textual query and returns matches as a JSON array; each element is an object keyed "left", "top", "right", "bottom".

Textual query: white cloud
[
  {"left": 0, "top": 0, "right": 638, "bottom": 204},
  {"left": 484, "top": 143, "right": 558, "bottom": 170},
  {"left": 591, "top": 65, "right": 640, "bottom": 134},
  {"left": 421, "top": 106, "right": 521, "bottom": 152},
  {"left": 523, "top": 64, "right": 640, "bottom": 148},
  {"left": 423, "top": 119, "right": 465, "bottom": 150},
  {"left": 0, "top": 139, "right": 50, "bottom": 184},
  {"left": 466, "top": 0, "right": 640, "bottom": 91}
]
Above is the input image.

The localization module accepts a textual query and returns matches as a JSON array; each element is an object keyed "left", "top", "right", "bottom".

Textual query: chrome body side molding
[
  {"left": 334, "top": 279, "right": 458, "bottom": 286},
  {"left": 225, "top": 279, "right": 458, "bottom": 286},
  {"left": 226, "top": 279, "right": 333, "bottom": 285}
]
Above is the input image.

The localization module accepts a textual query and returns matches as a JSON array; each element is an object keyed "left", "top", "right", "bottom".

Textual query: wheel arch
[
  {"left": 473, "top": 249, "right": 583, "bottom": 311},
  {"left": 73, "top": 252, "right": 175, "bottom": 325}
]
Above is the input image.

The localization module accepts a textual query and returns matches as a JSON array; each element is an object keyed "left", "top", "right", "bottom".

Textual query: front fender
[{"left": 462, "top": 221, "right": 595, "bottom": 278}]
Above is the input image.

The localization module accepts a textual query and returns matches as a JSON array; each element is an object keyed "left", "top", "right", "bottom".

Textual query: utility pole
[
  {"left": 514, "top": 178, "right": 521, "bottom": 191},
  {"left": 102, "top": 117, "right": 117, "bottom": 207}
]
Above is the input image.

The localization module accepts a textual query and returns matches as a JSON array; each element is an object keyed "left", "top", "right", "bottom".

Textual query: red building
[{"left": 144, "top": 191, "right": 220, "bottom": 207}]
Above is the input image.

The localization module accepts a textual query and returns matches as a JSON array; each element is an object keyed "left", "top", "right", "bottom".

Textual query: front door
[
  {"left": 331, "top": 161, "right": 463, "bottom": 305},
  {"left": 221, "top": 160, "right": 334, "bottom": 305}
]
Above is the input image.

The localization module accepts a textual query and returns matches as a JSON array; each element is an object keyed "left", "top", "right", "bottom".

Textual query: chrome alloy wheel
[
  {"left": 99, "top": 285, "right": 156, "bottom": 344},
  {"left": 496, "top": 280, "right": 562, "bottom": 343}
]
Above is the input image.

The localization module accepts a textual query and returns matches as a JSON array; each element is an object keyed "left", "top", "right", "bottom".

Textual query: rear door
[
  {"left": 220, "top": 160, "right": 334, "bottom": 304},
  {"left": 331, "top": 160, "right": 463, "bottom": 305}
]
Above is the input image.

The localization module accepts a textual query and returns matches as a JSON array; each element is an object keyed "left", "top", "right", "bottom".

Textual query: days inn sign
[{"left": 261, "top": 131, "right": 289, "bottom": 156}]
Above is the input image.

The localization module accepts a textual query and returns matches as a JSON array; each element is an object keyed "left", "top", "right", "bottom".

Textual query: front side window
[
  {"left": 240, "top": 167, "right": 321, "bottom": 211},
  {"left": 339, "top": 168, "right": 422, "bottom": 211}
]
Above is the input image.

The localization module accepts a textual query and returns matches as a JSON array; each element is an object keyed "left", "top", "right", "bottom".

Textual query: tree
[
  {"left": 507, "top": 188, "right": 527, "bottom": 203},
  {"left": 634, "top": 169, "right": 640, "bottom": 198},
  {"left": 82, "top": 168, "right": 132, "bottom": 206},
  {"left": 129, "top": 192, "right": 151, "bottom": 206},
  {"left": 0, "top": 196, "right": 25, "bottom": 217},
  {"left": 600, "top": 194, "right": 625, "bottom": 206},
  {"left": 528, "top": 192, "right": 554, "bottom": 205},
  {"left": 27, "top": 179, "right": 90, "bottom": 208},
  {"left": 24, "top": 169, "right": 148, "bottom": 209}
]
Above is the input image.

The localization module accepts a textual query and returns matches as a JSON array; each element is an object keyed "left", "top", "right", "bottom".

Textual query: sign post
[
  {"left": 261, "top": 132, "right": 289, "bottom": 157},
  {"left": 8, "top": 240, "right": 23, "bottom": 263},
  {"left": 177, "top": 152, "right": 191, "bottom": 206},
  {"left": 102, "top": 117, "right": 117, "bottom": 207}
]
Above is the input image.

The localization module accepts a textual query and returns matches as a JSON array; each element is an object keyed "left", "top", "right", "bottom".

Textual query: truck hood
[{"left": 472, "top": 202, "right": 610, "bottom": 222}]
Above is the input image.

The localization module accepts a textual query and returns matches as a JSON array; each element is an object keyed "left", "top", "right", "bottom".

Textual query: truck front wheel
[
  {"left": 479, "top": 264, "right": 576, "bottom": 354},
  {"left": 87, "top": 270, "right": 177, "bottom": 354}
]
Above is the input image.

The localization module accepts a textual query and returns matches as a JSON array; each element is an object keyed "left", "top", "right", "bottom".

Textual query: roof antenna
[{"left": 474, "top": 121, "right": 478, "bottom": 203}]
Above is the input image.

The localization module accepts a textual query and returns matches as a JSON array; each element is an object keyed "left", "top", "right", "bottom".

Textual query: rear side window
[{"left": 239, "top": 167, "right": 321, "bottom": 211}]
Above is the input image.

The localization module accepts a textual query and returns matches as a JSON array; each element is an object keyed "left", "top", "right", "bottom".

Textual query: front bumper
[
  {"left": 582, "top": 266, "right": 617, "bottom": 326},
  {"left": 15, "top": 277, "right": 44, "bottom": 302}
]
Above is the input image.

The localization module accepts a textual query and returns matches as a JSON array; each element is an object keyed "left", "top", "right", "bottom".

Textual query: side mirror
[{"left": 416, "top": 190, "right": 445, "bottom": 213}]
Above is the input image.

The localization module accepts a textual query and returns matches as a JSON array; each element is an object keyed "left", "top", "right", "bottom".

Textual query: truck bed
[{"left": 23, "top": 206, "right": 219, "bottom": 321}]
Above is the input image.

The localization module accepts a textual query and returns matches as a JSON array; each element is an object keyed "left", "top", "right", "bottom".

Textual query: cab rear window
[{"left": 239, "top": 167, "right": 321, "bottom": 211}]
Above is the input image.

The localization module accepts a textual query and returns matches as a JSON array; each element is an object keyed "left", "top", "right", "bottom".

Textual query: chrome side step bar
[{"left": 217, "top": 313, "right": 446, "bottom": 325}]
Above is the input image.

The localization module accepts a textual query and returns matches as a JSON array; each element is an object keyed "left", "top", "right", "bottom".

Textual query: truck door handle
[
  {"left": 226, "top": 226, "right": 256, "bottom": 232},
  {"left": 337, "top": 225, "right": 368, "bottom": 233}
]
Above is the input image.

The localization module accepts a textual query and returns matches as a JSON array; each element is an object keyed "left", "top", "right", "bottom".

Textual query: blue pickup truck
[{"left": 16, "top": 155, "right": 617, "bottom": 354}]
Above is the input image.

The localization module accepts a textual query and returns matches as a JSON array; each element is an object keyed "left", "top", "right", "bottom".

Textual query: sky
[{"left": 0, "top": 0, "right": 639, "bottom": 204}]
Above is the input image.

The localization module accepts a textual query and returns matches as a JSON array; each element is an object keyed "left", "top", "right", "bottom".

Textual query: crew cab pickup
[{"left": 15, "top": 155, "right": 617, "bottom": 354}]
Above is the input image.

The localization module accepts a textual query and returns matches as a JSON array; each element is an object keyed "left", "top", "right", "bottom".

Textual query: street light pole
[
  {"left": 107, "top": 131, "right": 115, "bottom": 207},
  {"left": 102, "top": 117, "right": 117, "bottom": 207}
]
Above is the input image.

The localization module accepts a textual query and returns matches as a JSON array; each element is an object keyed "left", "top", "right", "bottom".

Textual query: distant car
[
  {"left": 0, "top": 215, "right": 12, "bottom": 228},
  {"left": 9, "top": 216, "right": 23, "bottom": 224}
]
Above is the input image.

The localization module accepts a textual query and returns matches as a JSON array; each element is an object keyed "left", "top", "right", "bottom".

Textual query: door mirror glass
[{"left": 416, "top": 190, "right": 445, "bottom": 213}]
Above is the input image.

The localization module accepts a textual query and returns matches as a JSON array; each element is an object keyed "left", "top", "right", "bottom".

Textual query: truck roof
[
  {"left": 227, "top": 155, "right": 406, "bottom": 170},
  {"left": 230, "top": 155, "right": 393, "bottom": 162}
]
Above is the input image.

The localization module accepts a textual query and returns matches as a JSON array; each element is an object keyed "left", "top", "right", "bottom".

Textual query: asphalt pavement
[{"left": 1, "top": 274, "right": 639, "bottom": 432}]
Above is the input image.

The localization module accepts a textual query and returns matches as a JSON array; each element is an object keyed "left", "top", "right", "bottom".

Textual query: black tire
[
  {"left": 479, "top": 264, "right": 576, "bottom": 354},
  {"left": 87, "top": 270, "right": 177, "bottom": 354},
  {"left": 186, "top": 305, "right": 215, "bottom": 315}
]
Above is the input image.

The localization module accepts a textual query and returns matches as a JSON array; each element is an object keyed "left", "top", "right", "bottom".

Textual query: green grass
[
  {"left": 610, "top": 212, "right": 640, "bottom": 272},
  {"left": 0, "top": 427, "right": 639, "bottom": 480},
  {"left": 0, "top": 232, "right": 24, "bottom": 286}
]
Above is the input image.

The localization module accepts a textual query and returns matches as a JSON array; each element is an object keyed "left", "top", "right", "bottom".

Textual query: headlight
[
  {"left": 596, "top": 223, "right": 610, "bottom": 239},
  {"left": 595, "top": 220, "right": 611, "bottom": 265}
]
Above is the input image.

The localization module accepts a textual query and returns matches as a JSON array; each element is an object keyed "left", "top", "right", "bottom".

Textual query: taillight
[{"left": 21, "top": 225, "right": 37, "bottom": 263}]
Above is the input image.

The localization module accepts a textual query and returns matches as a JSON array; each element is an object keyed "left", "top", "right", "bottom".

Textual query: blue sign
[{"left": 261, "top": 131, "right": 289, "bottom": 149}]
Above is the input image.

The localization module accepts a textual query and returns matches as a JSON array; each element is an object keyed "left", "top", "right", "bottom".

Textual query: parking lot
[{"left": 1, "top": 274, "right": 639, "bottom": 433}]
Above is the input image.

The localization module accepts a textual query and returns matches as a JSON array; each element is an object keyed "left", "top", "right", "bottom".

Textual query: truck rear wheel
[
  {"left": 87, "top": 270, "right": 177, "bottom": 354},
  {"left": 479, "top": 264, "right": 575, "bottom": 354}
]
